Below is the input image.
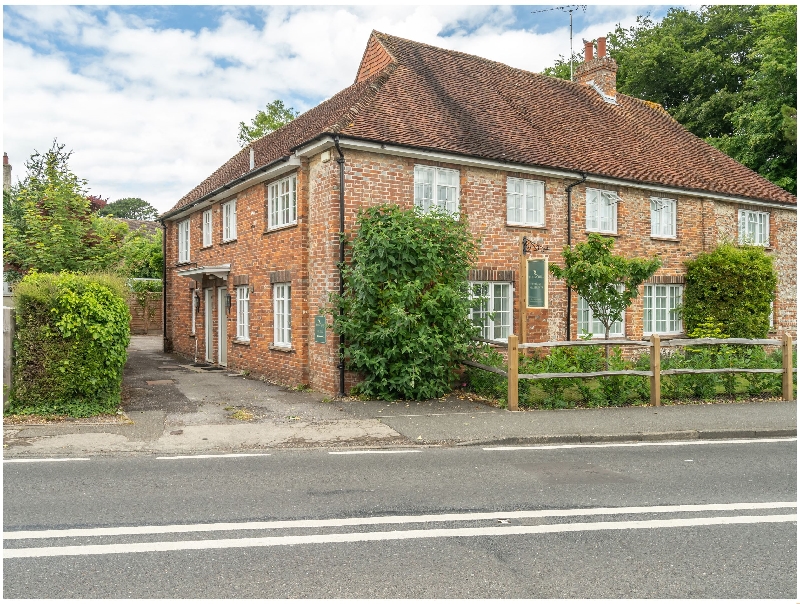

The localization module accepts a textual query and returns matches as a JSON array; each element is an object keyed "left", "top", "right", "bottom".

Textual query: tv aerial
[{"left": 531, "top": 5, "right": 587, "bottom": 80}]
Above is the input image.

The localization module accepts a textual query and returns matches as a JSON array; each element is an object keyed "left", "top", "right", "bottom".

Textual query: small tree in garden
[
  {"left": 550, "top": 234, "right": 661, "bottom": 365},
  {"left": 333, "top": 205, "right": 480, "bottom": 401},
  {"left": 683, "top": 242, "right": 777, "bottom": 338}
]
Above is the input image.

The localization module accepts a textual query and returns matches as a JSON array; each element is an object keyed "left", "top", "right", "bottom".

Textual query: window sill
[
  {"left": 264, "top": 222, "right": 298, "bottom": 235},
  {"left": 585, "top": 230, "right": 619, "bottom": 237},
  {"left": 176, "top": 261, "right": 192, "bottom": 267},
  {"left": 219, "top": 238, "right": 238, "bottom": 246},
  {"left": 507, "top": 222, "right": 546, "bottom": 230},
  {"left": 201, "top": 244, "right": 213, "bottom": 250},
  {"left": 233, "top": 338, "right": 250, "bottom": 346},
  {"left": 644, "top": 332, "right": 685, "bottom": 339},
  {"left": 650, "top": 236, "right": 679, "bottom": 242},
  {"left": 269, "top": 344, "right": 294, "bottom": 352},
  {"left": 189, "top": 333, "right": 196, "bottom": 339}
]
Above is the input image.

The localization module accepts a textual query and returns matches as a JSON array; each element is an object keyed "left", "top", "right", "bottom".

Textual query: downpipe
[{"left": 564, "top": 172, "right": 587, "bottom": 341}]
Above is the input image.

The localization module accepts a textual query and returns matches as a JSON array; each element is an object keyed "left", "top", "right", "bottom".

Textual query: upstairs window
[
  {"left": 650, "top": 197, "right": 676, "bottom": 238},
  {"left": 268, "top": 174, "right": 297, "bottom": 229},
  {"left": 738, "top": 209, "right": 769, "bottom": 246},
  {"left": 643, "top": 284, "right": 683, "bottom": 335},
  {"left": 178, "top": 219, "right": 190, "bottom": 263},
  {"left": 507, "top": 177, "right": 545, "bottom": 226},
  {"left": 586, "top": 188, "right": 618, "bottom": 234},
  {"left": 202, "top": 210, "right": 212, "bottom": 247},
  {"left": 470, "top": 282, "right": 512, "bottom": 342},
  {"left": 222, "top": 200, "right": 237, "bottom": 242},
  {"left": 414, "top": 165, "right": 459, "bottom": 214}
]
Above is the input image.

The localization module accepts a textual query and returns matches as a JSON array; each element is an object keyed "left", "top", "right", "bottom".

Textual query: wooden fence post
[
  {"left": 650, "top": 333, "right": 661, "bottom": 407},
  {"left": 508, "top": 334, "right": 519, "bottom": 411},
  {"left": 782, "top": 333, "right": 793, "bottom": 401}
]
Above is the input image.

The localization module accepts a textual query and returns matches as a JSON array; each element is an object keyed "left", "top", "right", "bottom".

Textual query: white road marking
[
  {"left": 5, "top": 514, "right": 795, "bottom": 559},
  {"left": 328, "top": 450, "right": 422, "bottom": 455},
  {"left": 5, "top": 501, "right": 794, "bottom": 540},
  {"left": 484, "top": 437, "right": 797, "bottom": 451},
  {"left": 155, "top": 453, "right": 272, "bottom": 460},
  {"left": 2, "top": 458, "right": 91, "bottom": 464}
]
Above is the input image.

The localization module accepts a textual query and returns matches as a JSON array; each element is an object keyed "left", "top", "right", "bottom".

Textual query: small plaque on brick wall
[
  {"left": 527, "top": 258, "right": 548, "bottom": 308},
  {"left": 315, "top": 315, "right": 327, "bottom": 343}
]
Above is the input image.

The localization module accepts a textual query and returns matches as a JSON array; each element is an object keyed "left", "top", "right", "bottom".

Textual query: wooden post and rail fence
[{"left": 464, "top": 334, "right": 796, "bottom": 411}]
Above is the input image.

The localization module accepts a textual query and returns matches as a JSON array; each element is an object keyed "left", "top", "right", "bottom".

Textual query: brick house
[{"left": 160, "top": 31, "right": 797, "bottom": 395}]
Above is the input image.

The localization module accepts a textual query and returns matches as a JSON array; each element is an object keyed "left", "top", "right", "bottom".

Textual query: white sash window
[{"left": 507, "top": 177, "right": 545, "bottom": 226}]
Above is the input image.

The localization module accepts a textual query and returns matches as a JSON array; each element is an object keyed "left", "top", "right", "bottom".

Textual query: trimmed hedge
[
  {"left": 683, "top": 243, "right": 777, "bottom": 338},
  {"left": 8, "top": 272, "right": 131, "bottom": 416}
]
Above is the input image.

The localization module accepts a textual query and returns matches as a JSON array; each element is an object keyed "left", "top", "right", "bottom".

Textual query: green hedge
[
  {"left": 465, "top": 343, "right": 793, "bottom": 409},
  {"left": 8, "top": 272, "right": 131, "bottom": 416}
]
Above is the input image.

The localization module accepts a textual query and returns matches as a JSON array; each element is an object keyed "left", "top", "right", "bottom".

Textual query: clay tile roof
[{"left": 165, "top": 30, "right": 795, "bottom": 216}]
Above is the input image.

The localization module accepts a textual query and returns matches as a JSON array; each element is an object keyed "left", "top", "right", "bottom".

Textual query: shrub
[
  {"left": 8, "top": 272, "right": 131, "bottom": 416},
  {"left": 464, "top": 345, "right": 508, "bottom": 403},
  {"left": 683, "top": 243, "right": 777, "bottom": 338},
  {"left": 333, "top": 205, "right": 480, "bottom": 400}
]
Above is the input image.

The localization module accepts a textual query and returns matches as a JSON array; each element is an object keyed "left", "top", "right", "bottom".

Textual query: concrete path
[{"left": 3, "top": 336, "right": 796, "bottom": 457}]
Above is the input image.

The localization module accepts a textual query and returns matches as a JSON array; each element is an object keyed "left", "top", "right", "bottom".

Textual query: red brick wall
[{"left": 166, "top": 147, "right": 797, "bottom": 394}]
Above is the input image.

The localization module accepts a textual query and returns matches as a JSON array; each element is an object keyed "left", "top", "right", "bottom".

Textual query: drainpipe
[
  {"left": 333, "top": 136, "right": 346, "bottom": 397},
  {"left": 564, "top": 172, "right": 587, "bottom": 341},
  {"left": 160, "top": 218, "right": 168, "bottom": 352}
]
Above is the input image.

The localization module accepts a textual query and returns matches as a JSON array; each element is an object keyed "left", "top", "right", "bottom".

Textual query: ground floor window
[
  {"left": 470, "top": 282, "right": 512, "bottom": 342},
  {"left": 578, "top": 294, "right": 624, "bottom": 337},
  {"left": 236, "top": 286, "right": 250, "bottom": 340},
  {"left": 273, "top": 283, "right": 291, "bottom": 346},
  {"left": 643, "top": 284, "right": 682, "bottom": 335}
]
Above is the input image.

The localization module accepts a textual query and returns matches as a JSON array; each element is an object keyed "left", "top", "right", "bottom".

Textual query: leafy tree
[
  {"left": 237, "top": 100, "right": 299, "bottom": 147},
  {"left": 683, "top": 243, "right": 777, "bottom": 339},
  {"left": 333, "top": 205, "right": 480, "bottom": 400},
  {"left": 549, "top": 234, "right": 661, "bottom": 364},
  {"left": 87, "top": 195, "right": 108, "bottom": 213},
  {"left": 98, "top": 197, "right": 158, "bottom": 221},
  {"left": 543, "top": 6, "right": 797, "bottom": 193},
  {"left": 120, "top": 228, "right": 163, "bottom": 279},
  {"left": 3, "top": 141, "right": 127, "bottom": 278}
]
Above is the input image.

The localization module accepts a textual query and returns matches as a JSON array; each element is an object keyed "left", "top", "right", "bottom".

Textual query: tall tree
[
  {"left": 543, "top": 6, "right": 797, "bottom": 194},
  {"left": 237, "top": 100, "right": 299, "bottom": 147},
  {"left": 98, "top": 197, "right": 158, "bottom": 220},
  {"left": 3, "top": 141, "right": 127, "bottom": 278}
]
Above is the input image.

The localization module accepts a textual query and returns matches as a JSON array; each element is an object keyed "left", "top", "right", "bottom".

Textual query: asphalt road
[{"left": 4, "top": 438, "right": 797, "bottom": 598}]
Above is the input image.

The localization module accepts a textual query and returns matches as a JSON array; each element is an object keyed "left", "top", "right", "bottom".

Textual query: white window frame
[
  {"left": 469, "top": 281, "right": 513, "bottom": 342},
  {"left": 650, "top": 197, "right": 677, "bottom": 238},
  {"left": 178, "top": 219, "right": 190, "bottom": 263},
  {"left": 738, "top": 209, "right": 769, "bottom": 246},
  {"left": 222, "top": 200, "right": 237, "bottom": 242},
  {"left": 643, "top": 284, "right": 683, "bottom": 335},
  {"left": 236, "top": 285, "right": 250, "bottom": 341},
  {"left": 268, "top": 174, "right": 297, "bottom": 229},
  {"left": 507, "top": 177, "right": 545, "bottom": 227},
  {"left": 586, "top": 188, "right": 618, "bottom": 234},
  {"left": 273, "top": 283, "right": 291, "bottom": 347},
  {"left": 577, "top": 291, "right": 624, "bottom": 338},
  {"left": 202, "top": 209, "right": 212, "bottom": 247},
  {"left": 414, "top": 165, "right": 459, "bottom": 214}
]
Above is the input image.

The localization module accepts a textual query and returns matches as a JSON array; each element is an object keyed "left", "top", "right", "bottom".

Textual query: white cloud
[{"left": 3, "top": 5, "right": 653, "bottom": 213}]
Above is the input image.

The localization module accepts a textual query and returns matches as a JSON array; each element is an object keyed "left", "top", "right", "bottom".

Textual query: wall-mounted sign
[
  {"left": 314, "top": 315, "right": 327, "bottom": 343},
  {"left": 527, "top": 258, "right": 548, "bottom": 308}
]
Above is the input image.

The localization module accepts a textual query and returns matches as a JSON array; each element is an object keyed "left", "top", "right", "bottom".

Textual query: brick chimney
[
  {"left": 3, "top": 153, "right": 10, "bottom": 193},
  {"left": 574, "top": 36, "right": 618, "bottom": 103}
]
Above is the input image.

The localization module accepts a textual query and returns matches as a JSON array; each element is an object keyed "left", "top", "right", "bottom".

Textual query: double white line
[{"left": 5, "top": 502, "right": 795, "bottom": 559}]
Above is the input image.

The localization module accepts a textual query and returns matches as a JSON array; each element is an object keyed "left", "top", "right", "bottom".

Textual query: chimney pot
[
  {"left": 584, "top": 41, "right": 593, "bottom": 62},
  {"left": 3, "top": 153, "right": 7, "bottom": 166},
  {"left": 597, "top": 37, "right": 607, "bottom": 58}
]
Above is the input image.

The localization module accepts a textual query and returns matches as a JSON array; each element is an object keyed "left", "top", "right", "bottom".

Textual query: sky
[{"left": 3, "top": 4, "right": 679, "bottom": 214}]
